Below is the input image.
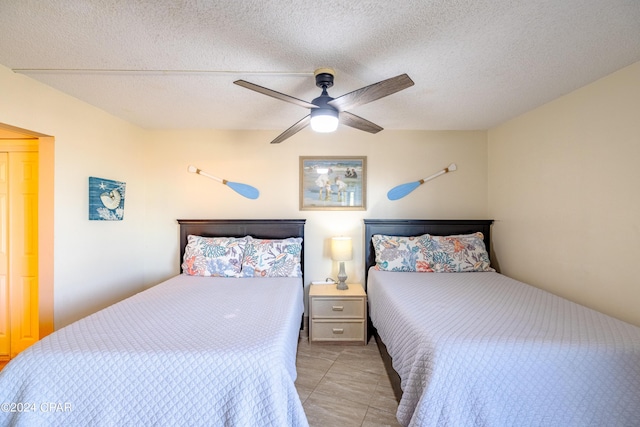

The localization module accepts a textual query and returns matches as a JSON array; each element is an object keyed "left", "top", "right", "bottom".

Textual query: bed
[
  {"left": 364, "top": 219, "right": 640, "bottom": 427},
  {"left": 0, "top": 219, "right": 309, "bottom": 427}
]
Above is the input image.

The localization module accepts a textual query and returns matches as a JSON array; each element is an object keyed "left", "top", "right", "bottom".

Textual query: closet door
[
  {"left": 0, "top": 151, "right": 39, "bottom": 359},
  {"left": 9, "top": 151, "right": 39, "bottom": 357},
  {"left": 0, "top": 153, "right": 8, "bottom": 358}
]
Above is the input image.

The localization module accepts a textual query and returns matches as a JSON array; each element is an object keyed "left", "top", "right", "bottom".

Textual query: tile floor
[{"left": 295, "top": 334, "right": 402, "bottom": 427}]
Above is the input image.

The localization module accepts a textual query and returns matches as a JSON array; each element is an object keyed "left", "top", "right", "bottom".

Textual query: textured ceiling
[{"left": 1, "top": 0, "right": 639, "bottom": 133}]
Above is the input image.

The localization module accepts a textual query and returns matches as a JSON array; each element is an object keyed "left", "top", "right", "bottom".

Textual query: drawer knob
[
  {"left": 332, "top": 305, "right": 344, "bottom": 311},
  {"left": 332, "top": 328, "right": 344, "bottom": 334}
]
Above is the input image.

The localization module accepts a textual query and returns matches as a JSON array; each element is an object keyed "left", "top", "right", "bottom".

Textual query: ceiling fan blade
[
  {"left": 270, "top": 115, "right": 311, "bottom": 144},
  {"left": 340, "top": 111, "right": 383, "bottom": 134},
  {"left": 328, "top": 73, "right": 414, "bottom": 112},
  {"left": 234, "top": 80, "right": 317, "bottom": 109}
]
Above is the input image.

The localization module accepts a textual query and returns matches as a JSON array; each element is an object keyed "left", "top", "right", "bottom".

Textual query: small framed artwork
[
  {"left": 299, "top": 156, "right": 366, "bottom": 210},
  {"left": 89, "top": 177, "right": 126, "bottom": 221}
]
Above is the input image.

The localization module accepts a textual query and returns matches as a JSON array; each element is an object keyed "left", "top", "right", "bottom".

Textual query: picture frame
[
  {"left": 299, "top": 156, "right": 366, "bottom": 211},
  {"left": 88, "top": 176, "right": 126, "bottom": 221}
]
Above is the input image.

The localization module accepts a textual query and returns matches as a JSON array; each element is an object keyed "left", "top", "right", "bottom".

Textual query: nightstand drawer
[
  {"left": 310, "top": 320, "right": 365, "bottom": 342},
  {"left": 311, "top": 298, "right": 364, "bottom": 318}
]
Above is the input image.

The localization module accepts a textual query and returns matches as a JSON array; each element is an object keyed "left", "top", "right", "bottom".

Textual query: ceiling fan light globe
[{"left": 310, "top": 108, "right": 339, "bottom": 133}]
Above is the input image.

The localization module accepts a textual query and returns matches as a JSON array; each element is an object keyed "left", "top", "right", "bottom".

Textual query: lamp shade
[
  {"left": 331, "top": 237, "right": 352, "bottom": 262},
  {"left": 310, "top": 108, "right": 339, "bottom": 132}
]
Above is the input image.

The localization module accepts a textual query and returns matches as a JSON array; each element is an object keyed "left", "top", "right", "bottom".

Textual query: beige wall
[
  {"left": 488, "top": 61, "right": 640, "bottom": 326},
  {"left": 142, "top": 129, "right": 488, "bottom": 313},
  {"left": 7, "top": 54, "right": 636, "bottom": 329},
  {"left": 0, "top": 65, "right": 149, "bottom": 327}
]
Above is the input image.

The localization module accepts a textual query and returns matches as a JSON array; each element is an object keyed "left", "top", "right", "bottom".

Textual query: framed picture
[
  {"left": 88, "top": 176, "right": 126, "bottom": 221},
  {"left": 299, "top": 156, "right": 366, "bottom": 210}
]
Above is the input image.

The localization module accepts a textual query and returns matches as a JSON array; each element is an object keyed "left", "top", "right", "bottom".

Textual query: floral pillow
[
  {"left": 182, "top": 235, "right": 247, "bottom": 277},
  {"left": 422, "top": 232, "right": 494, "bottom": 272},
  {"left": 241, "top": 236, "right": 303, "bottom": 278},
  {"left": 372, "top": 234, "right": 433, "bottom": 272}
]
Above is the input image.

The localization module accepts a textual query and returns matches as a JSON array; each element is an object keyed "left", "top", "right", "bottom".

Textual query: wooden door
[
  {"left": 10, "top": 151, "right": 39, "bottom": 357},
  {"left": 0, "top": 151, "right": 39, "bottom": 359},
  {"left": 0, "top": 153, "right": 8, "bottom": 357}
]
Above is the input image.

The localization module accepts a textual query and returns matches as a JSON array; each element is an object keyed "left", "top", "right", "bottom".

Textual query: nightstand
[{"left": 309, "top": 283, "right": 367, "bottom": 344}]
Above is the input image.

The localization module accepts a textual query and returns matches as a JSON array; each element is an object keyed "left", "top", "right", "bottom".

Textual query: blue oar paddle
[
  {"left": 188, "top": 165, "right": 260, "bottom": 199},
  {"left": 387, "top": 163, "right": 457, "bottom": 200}
]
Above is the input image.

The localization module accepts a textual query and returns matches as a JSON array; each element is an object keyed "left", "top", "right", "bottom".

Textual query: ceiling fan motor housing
[
  {"left": 312, "top": 68, "right": 336, "bottom": 109},
  {"left": 314, "top": 67, "right": 335, "bottom": 89}
]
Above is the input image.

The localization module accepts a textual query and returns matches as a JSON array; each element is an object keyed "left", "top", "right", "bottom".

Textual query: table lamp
[{"left": 331, "top": 236, "right": 352, "bottom": 290}]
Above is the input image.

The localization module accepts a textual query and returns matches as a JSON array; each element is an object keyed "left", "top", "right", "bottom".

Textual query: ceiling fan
[{"left": 234, "top": 68, "right": 414, "bottom": 144}]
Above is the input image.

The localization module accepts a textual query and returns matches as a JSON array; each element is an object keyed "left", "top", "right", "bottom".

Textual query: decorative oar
[
  {"left": 187, "top": 165, "right": 260, "bottom": 199},
  {"left": 387, "top": 163, "right": 457, "bottom": 200}
]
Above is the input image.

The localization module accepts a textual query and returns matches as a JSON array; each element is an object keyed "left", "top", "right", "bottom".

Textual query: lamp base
[{"left": 336, "top": 261, "right": 349, "bottom": 290}]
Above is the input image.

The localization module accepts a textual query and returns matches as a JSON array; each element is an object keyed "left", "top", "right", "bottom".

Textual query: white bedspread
[
  {"left": 0, "top": 275, "right": 308, "bottom": 427},
  {"left": 368, "top": 269, "right": 640, "bottom": 427}
]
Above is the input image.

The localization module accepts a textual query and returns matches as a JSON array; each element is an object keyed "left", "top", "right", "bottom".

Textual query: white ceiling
[{"left": 1, "top": 0, "right": 639, "bottom": 133}]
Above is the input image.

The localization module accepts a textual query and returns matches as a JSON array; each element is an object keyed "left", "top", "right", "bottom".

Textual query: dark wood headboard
[
  {"left": 177, "top": 219, "right": 306, "bottom": 278},
  {"left": 363, "top": 219, "right": 493, "bottom": 289}
]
